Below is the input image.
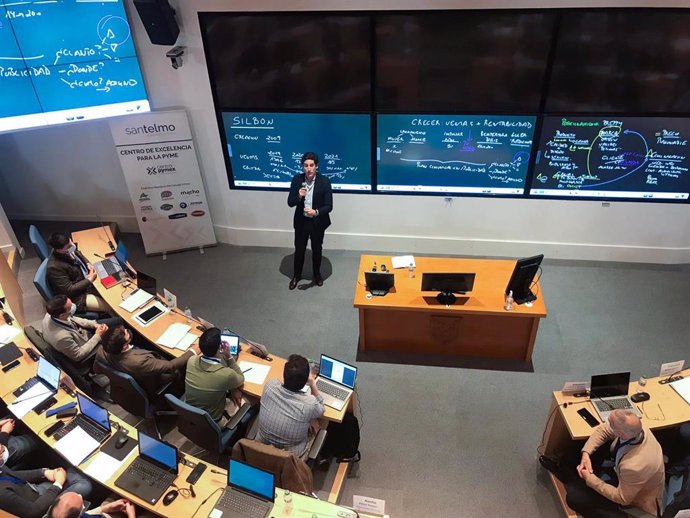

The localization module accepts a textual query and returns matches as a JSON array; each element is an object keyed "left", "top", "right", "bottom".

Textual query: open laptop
[
  {"left": 115, "top": 431, "right": 178, "bottom": 504},
  {"left": 13, "top": 357, "right": 60, "bottom": 397},
  {"left": 590, "top": 372, "right": 641, "bottom": 422},
  {"left": 94, "top": 241, "right": 129, "bottom": 284},
  {"left": 136, "top": 270, "right": 157, "bottom": 296},
  {"left": 53, "top": 393, "right": 112, "bottom": 444},
  {"left": 314, "top": 354, "right": 357, "bottom": 411},
  {"left": 209, "top": 459, "right": 275, "bottom": 518}
]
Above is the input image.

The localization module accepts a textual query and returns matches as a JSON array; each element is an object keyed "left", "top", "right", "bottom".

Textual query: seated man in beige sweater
[
  {"left": 185, "top": 328, "right": 245, "bottom": 422},
  {"left": 541, "top": 408, "right": 664, "bottom": 518}
]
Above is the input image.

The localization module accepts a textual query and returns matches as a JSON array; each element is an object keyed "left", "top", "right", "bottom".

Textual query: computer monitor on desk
[
  {"left": 505, "top": 254, "right": 544, "bottom": 305},
  {"left": 421, "top": 272, "right": 475, "bottom": 305},
  {"left": 365, "top": 271, "right": 394, "bottom": 296}
]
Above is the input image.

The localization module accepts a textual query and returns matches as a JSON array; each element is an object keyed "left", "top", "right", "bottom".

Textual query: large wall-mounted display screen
[
  {"left": 222, "top": 112, "right": 371, "bottom": 191},
  {"left": 377, "top": 114, "right": 536, "bottom": 194},
  {"left": 530, "top": 116, "right": 690, "bottom": 200},
  {"left": 0, "top": 0, "right": 149, "bottom": 134}
]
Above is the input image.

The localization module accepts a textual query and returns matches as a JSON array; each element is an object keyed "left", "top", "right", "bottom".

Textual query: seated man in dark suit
[
  {"left": 96, "top": 324, "right": 197, "bottom": 398},
  {"left": 46, "top": 232, "right": 109, "bottom": 314},
  {"left": 0, "top": 417, "right": 41, "bottom": 470},
  {"left": 0, "top": 462, "right": 92, "bottom": 518}
]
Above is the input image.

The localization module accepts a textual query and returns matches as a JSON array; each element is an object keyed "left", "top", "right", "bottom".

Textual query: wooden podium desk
[
  {"left": 72, "top": 226, "right": 346, "bottom": 423},
  {"left": 353, "top": 255, "right": 547, "bottom": 361},
  {"left": 542, "top": 369, "right": 690, "bottom": 517}
]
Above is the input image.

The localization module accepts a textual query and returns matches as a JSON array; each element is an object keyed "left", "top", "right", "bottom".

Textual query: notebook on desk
[
  {"left": 94, "top": 241, "right": 129, "bottom": 286},
  {"left": 209, "top": 459, "right": 274, "bottom": 518},
  {"left": 314, "top": 354, "right": 357, "bottom": 411},
  {"left": 589, "top": 372, "right": 641, "bottom": 422},
  {"left": 115, "top": 431, "right": 178, "bottom": 504}
]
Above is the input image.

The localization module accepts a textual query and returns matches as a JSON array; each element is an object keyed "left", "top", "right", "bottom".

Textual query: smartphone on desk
[{"left": 577, "top": 408, "right": 600, "bottom": 427}]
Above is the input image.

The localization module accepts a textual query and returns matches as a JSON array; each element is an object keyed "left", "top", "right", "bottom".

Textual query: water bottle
[
  {"left": 504, "top": 290, "right": 514, "bottom": 311},
  {"left": 372, "top": 261, "right": 377, "bottom": 272},
  {"left": 408, "top": 262, "right": 415, "bottom": 278}
]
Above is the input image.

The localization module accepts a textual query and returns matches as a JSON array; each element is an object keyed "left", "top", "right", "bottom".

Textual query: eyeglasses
[{"left": 641, "top": 401, "right": 666, "bottom": 421}]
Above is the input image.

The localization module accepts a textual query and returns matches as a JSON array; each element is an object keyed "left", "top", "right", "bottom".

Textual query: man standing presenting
[{"left": 287, "top": 152, "right": 333, "bottom": 289}]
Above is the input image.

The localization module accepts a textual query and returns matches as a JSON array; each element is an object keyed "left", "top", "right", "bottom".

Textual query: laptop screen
[
  {"left": 136, "top": 271, "right": 157, "bottom": 296},
  {"left": 320, "top": 354, "right": 357, "bottom": 389},
  {"left": 77, "top": 393, "right": 110, "bottom": 433},
  {"left": 37, "top": 357, "right": 60, "bottom": 391},
  {"left": 228, "top": 459, "right": 275, "bottom": 502},
  {"left": 114, "top": 241, "right": 128, "bottom": 268},
  {"left": 590, "top": 372, "right": 631, "bottom": 399},
  {"left": 138, "top": 432, "right": 178, "bottom": 472}
]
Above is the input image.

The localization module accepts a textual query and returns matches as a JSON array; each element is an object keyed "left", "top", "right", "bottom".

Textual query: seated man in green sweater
[{"left": 185, "top": 327, "right": 245, "bottom": 423}]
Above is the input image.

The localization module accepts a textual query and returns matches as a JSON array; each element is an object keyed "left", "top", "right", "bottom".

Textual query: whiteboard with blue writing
[
  {"left": 530, "top": 116, "right": 690, "bottom": 200},
  {"left": 377, "top": 114, "right": 536, "bottom": 195},
  {"left": 0, "top": 0, "right": 149, "bottom": 133},
  {"left": 222, "top": 112, "right": 371, "bottom": 191}
]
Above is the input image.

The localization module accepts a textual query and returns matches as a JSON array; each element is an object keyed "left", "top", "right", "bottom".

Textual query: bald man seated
[
  {"left": 47, "top": 493, "right": 137, "bottom": 518},
  {"left": 540, "top": 409, "right": 664, "bottom": 518}
]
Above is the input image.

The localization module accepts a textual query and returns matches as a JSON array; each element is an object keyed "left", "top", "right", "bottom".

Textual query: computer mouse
[
  {"left": 115, "top": 435, "right": 129, "bottom": 449},
  {"left": 163, "top": 489, "right": 178, "bottom": 506}
]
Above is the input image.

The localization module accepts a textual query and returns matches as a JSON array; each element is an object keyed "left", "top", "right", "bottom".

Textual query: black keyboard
[
  {"left": 13, "top": 377, "right": 38, "bottom": 396},
  {"left": 594, "top": 398, "right": 633, "bottom": 411},
  {"left": 126, "top": 458, "right": 176, "bottom": 489},
  {"left": 102, "top": 259, "right": 121, "bottom": 276},
  {"left": 216, "top": 489, "right": 270, "bottom": 518},
  {"left": 54, "top": 415, "right": 109, "bottom": 443},
  {"left": 316, "top": 379, "right": 350, "bottom": 400}
]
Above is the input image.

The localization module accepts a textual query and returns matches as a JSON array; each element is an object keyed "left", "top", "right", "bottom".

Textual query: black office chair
[
  {"left": 23, "top": 325, "right": 101, "bottom": 399},
  {"left": 95, "top": 360, "right": 175, "bottom": 439},
  {"left": 164, "top": 393, "right": 257, "bottom": 465}
]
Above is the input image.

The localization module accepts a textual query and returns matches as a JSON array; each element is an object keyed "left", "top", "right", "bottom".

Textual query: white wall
[{"left": 1, "top": 0, "right": 690, "bottom": 262}]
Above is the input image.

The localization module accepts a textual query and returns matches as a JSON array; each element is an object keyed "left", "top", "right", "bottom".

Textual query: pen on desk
[
  {"left": 93, "top": 253, "right": 104, "bottom": 260},
  {"left": 210, "top": 469, "right": 224, "bottom": 475},
  {"left": 242, "top": 367, "right": 253, "bottom": 374},
  {"left": 80, "top": 448, "right": 100, "bottom": 466}
]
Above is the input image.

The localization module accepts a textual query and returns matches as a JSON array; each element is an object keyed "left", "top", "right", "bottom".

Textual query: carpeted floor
[{"left": 11, "top": 220, "right": 690, "bottom": 517}]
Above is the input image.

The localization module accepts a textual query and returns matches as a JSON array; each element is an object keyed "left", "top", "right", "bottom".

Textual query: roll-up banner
[{"left": 110, "top": 110, "right": 216, "bottom": 255}]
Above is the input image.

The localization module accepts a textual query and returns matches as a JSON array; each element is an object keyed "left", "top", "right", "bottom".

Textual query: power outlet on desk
[{"left": 602, "top": 202, "right": 611, "bottom": 208}]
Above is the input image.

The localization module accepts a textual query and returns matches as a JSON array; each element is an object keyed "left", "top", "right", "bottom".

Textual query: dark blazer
[
  {"left": 46, "top": 250, "right": 94, "bottom": 311},
  {"left": 0, "top": 466, "right": 60, "bottom": 518},
  {"left": 96, "top": 347, "right": 193, "bottom": 397},
  {"left": 287, "top": 173, "right": 333, "bottom": 231}
]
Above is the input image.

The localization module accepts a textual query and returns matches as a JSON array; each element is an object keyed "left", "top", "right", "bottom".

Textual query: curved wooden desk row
[
  {"left": 543, "top": 369, "right": 690, "bottom": 517},
  {"left": 0, "top": 226, "right": 367, "bottom": 518},
  {"left": 353, "top": 254, "right": 547, "bottom": 361}
]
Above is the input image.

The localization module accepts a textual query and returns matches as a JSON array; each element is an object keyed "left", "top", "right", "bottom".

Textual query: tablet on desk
[
  {"left": 133, "top": 301, "right": 167, "bottom": 327},
  {"left": 221, "top": 332, "right": 240, "bottom": 357}
]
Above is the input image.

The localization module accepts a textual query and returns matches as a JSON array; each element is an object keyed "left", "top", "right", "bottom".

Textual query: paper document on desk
[
  {"left": 238, "top": 361, "right": 271, "bottom": 385},
  {"left": 119, "top": 290, "right": 154, "bottom": 312},
  {"left": 156, "top": 323, "right": 192, "bottom": 348},
  {"left": 55, "top": 427, "right": 100, "bottom": 465},
  {"left": 0, "top": 324, "right": 20, "bottom": 344},
  {"left": 174, "top": 333, "right": 198, "bottom": 350},
  {"left": 8, "top": 383, "right": 52, "bottom": 419},
  {"left": 670, "top": 377, "right": 690, "bottom": 405},
  {"left": 84, "top": 451, "right": 133, "bottom": 482},
  {"left": 391, "top": 255, "right": 415, "bottom": 269}
]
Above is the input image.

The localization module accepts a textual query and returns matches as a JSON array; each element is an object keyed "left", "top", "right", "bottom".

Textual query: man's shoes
[
  {"left": 539, "top": 455, "right": 565, "bottom": 481},
  {"left": 314, "top": 275, "right": 323, "bottom": 287},
  {"left": 289, "top": 277, "right": 300, "bottom": 290}
]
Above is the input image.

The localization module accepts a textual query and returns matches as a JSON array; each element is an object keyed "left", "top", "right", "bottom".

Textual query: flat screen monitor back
[
  {"left": 505, "top": 254, "right": 544, "bottom": 304},
  {"left": 365, "top": 271, "right": 394, "bottom": 295},
  {"left": 421, "top": 272, "right": 475, "bottom": 305}
]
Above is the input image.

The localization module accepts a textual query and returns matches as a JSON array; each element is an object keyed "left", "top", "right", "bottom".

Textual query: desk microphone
[
  {"left": 97, "top": 215, "right": 115, "bottom": 251},
  {"left": 659, "top": 369, "right": 684, "bottom": 385}
]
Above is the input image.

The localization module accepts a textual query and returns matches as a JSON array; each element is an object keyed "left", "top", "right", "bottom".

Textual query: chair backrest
[
  {"left": 95, "top": 360, "right": 150, "bottom": 418},
  {"left": 23, "top": 325, "right": 95, "bottom": 397},
  {"left": 164, "top": 394, "right": 223, "bottom": 453},
  {"left": 231, "top": 438, "right": 313, "bottom": 495},
  {"left": 33, "top": 258, "right": 54, "bottom": 302},
  {"left": 29, "top": 225, "right": 50, "bottom": 261}
]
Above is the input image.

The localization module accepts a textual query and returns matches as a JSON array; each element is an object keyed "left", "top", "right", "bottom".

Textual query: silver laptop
[
  {"left": 209, "top": 459, "right": 274, "bottom": 518},
  {"left": 314, "top": 354, "right": 357, "bottom": 411},
  {"left": 94, "top": 241, "right": 128, "bottom": 284},
  {"left": 590, "top": 372, "right": 641, "bottom": 422}
]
